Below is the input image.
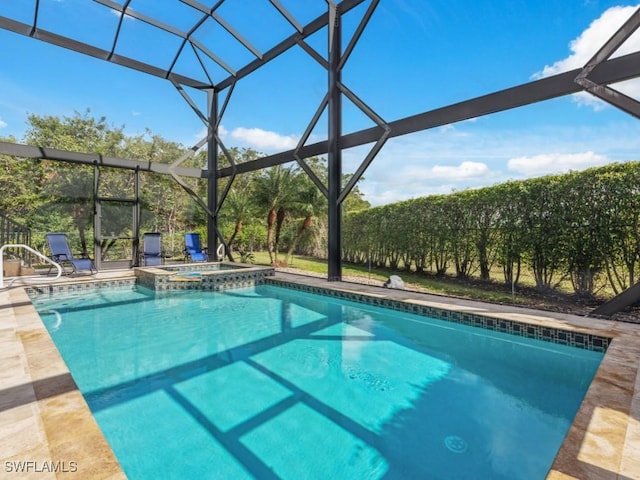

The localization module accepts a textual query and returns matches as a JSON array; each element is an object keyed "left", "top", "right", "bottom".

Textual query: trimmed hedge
[{"left": 343, "top": 162, "right": 640, "bottom": 298}]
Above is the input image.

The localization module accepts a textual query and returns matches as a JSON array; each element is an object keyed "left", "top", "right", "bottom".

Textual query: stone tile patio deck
[{"left": 0, "top": 269, "right": 638, "bottom": 479}]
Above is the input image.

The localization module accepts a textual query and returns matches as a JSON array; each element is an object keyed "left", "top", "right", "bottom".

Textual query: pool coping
[
  {"left": 1, "top": 270, "right": 639, "bottom": 479},
  {"left": 1, "top": 275, "right": 129, "bottom": 479}
]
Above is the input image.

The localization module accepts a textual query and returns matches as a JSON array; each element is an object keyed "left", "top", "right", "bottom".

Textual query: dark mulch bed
[{"left": 403, "top": 274, "right": 640, "bottom": 324}]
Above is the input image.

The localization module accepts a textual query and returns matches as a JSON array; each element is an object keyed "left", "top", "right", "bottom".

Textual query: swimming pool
[{"left": 32, "top": 284, "right": 604, "bottom": 480}]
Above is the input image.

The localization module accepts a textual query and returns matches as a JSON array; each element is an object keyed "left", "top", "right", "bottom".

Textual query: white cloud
[
  {"left": 230, "top": 127, "right": 298, "bottom": 151},
  {"left": 109, "top": 8, "right": 134, "bottom": 20},
  {"left": 532, "top": 5, "right": 640, "bottom": 109},
  {"left": 534, "top": 5, "right": 640, "bottom": 78},
  {"left": 403, "top": 161, "right": 490, "bottom": 181},
  {"left": 361, "top": 181, "right": 469, "bottom": 206},
  {"left": 360, "top": 187, "right": 407, "bottom": 206},
  {"left": 436, "top": 123, "right": 474, "bottom": 136},
  {"left": 0, "top": 118, "right": 7, "bottom": 129},
  {"left": 186, "top": 125, "right": 228, "bottom": 148},
  {"left": 507, "top": 151, "right": 610, "bottom": 176}
]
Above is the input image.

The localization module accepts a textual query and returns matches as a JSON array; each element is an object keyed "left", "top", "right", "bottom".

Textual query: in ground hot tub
[{"left": 135, "top": 261, "right": 275, "bottom": 291}]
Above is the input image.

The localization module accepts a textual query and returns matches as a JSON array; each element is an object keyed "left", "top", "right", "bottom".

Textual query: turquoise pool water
[
  {"left": 160, "top": 263, "right": 240, "bottom": 273},
  {"left": 33, "top": 285, "right": 603, "bottom": 480}
]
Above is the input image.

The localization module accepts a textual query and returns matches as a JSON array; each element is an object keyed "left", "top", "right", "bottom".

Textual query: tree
[
  {"left": 445, "top": 194, "right": 477, "bottom": 279},
  {"left": 460, "top": 189, "right": 500, "bottom": 281},
  {"left": 285, "top": 174, "right": 327, "bottom": 265},
  {"left": 222, "top": 188, "right": 256, "bottom": 255},
  {"left": 0, "top": 136, "right": 48, "bottom": 222},
  {"left": 520, "top": 176, "right": 567, "bottom": 291},
  {"left": 12, "top": 112, "right": 210, "bottom": 259},
  {"left": 252, "top": 165, "right": 296, "bottom": 264},
  {"left": 599, "top": 163, "right": 640, "bottom": 293},
  {"left": 23, "top": 111, "right": 126, "bottom": 257},
  {"left": 217, "top": 149, "right": 263, "bottom": 256},
  {"left": 494, "top": 181, "right": 526, "bottom": 288},
  {"left": 125, "top": 132, "right": 199, "bottom": 256},
  {"left": 559, "top": 169, "right": 609, "bottom": 298}
]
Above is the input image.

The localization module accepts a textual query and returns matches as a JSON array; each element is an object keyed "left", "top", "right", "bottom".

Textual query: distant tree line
[{"left": 344, "top": 161, "right": 640, "bottom": 299}]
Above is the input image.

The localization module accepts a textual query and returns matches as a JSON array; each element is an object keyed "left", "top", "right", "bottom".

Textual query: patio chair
[
  {"left": 184, "top": 232, "right": 208, "bottom": 262},
  {"left": 141, "top": 232, "right": 163, "bottom": 266},
  {"left": 45, "top": 232, "right": 97, "bottom": 275}
]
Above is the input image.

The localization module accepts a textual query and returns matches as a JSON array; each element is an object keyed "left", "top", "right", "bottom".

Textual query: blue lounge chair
[
  {"left": 141, "top": 232, "right": 163, "bottom": 266},
  {"left": 184, "top": 233, "right": 208, "bottom": 262},
  {"left": 45, "top": 233, "right": 96, "bottom": 275}
]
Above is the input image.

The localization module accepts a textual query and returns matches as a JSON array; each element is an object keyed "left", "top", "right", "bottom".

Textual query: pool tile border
[
  {"left": 25, "top": 278, "right": 136, "bottom": 296},
  {"left": 266, "top": 278, "right": 611, "bottom": 352}
]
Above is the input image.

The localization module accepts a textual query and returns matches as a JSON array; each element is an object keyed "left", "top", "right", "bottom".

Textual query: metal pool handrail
[{"left": 0, "top": 243, "right": 63, "bottom": 289}]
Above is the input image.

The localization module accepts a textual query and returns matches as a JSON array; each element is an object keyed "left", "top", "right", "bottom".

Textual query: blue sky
[{"left": 1, "top": 0, "right": 640, "bottom": 206}]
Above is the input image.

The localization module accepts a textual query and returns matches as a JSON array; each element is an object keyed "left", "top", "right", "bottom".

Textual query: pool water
[
  {"left": 161, "top": 263, "right": 241, "bottom": 272},
  {"left": 33, "top": 285, "right": 603, "bottom": 480}
]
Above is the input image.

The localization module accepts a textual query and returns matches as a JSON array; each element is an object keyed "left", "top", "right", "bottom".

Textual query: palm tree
[
  {"left": 285, "top": 175, "right": 327, "bottom": 265},
  {"left": 221, "top": 188, "right": 255, "bottom": 255},
  {"left": 253, "top": 165, "right": 296, "bottom": 264}
]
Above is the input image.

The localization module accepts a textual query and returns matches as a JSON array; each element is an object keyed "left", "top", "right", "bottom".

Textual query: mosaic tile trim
[
  {"left": 26, "top": 278, "right": 137, "bottom": 297},
  {"left": 266, "top": 279, "right": 611, "bottom": 352}
]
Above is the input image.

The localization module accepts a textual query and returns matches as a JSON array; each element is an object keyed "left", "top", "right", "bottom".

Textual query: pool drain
[{"left": 444, "top": 435, "right": 468, "bottom": 453}]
